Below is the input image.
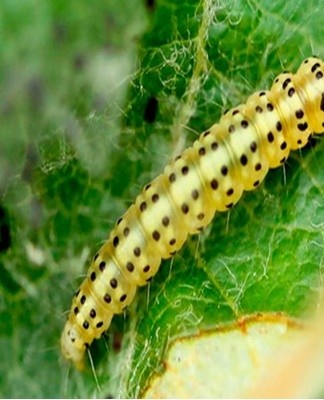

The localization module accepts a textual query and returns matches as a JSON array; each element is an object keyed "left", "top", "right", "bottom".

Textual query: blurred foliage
[{"left": 0, "top": 0, "right": 324, "bottom": 398}]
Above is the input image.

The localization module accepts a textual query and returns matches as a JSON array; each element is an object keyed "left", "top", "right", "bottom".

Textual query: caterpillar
[{"left": 61, "top": 57, "right": 324, "bottom": 370}]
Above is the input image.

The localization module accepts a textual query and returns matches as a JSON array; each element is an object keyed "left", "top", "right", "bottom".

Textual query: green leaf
[{"left": 1, "top": 0, "right": 324, "bottom": 398}]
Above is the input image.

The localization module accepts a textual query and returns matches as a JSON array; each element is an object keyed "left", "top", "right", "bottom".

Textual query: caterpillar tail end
[{"left": 60, "top": 320, "right": 86, "bottom": 370}]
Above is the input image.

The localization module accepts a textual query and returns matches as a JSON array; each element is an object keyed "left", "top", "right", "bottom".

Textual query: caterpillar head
[{"left": 60, "top": 320, "right": 86, "bottom": 370}]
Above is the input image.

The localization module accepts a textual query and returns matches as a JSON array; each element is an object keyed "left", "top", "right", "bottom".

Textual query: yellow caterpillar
[{"left": 61, "top": 57, "right": 324, "bottom": 369}]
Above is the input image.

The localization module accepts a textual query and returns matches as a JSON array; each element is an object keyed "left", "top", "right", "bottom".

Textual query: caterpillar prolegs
[{"left": 61, "top": 57, "right": 324, "bottom": 369}]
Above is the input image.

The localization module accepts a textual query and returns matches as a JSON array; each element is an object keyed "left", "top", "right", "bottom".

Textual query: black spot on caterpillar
[
  {"left": 0, "top": 206, "right": 11, "bottom": 253},
  {"left": 143, "top": 96, "right": 159, "bottom": 123},
  {"left": 61, "top": 57, "right": 324, "bottom": 369}
]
